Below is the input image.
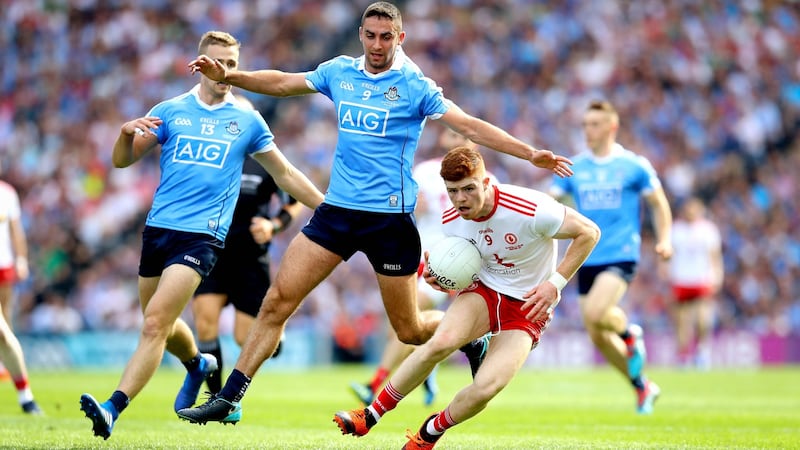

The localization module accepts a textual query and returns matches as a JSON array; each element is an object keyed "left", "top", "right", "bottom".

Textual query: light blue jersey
[
  {"left": 306, "top": 47, "right": 449, "bottom": 213},
  {"left": 551, "top": 144, "right": 661, "bottom": 266},
  {"left": 144, "top": 85, "right": 276, "bottom": 241}
]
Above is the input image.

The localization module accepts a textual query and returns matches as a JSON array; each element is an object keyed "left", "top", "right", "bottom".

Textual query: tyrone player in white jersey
[
  {"left": 0, "top": 175, "right": 41, "bottom": 415},
  {"left": 333, "top": 146, "right": 599, "bottom": 448},
  {"left": 348, "top": 129, "right": 498, "bottom": 408},
  {"left": 668, "top": 197, "right": 723, "bottom": 369}
]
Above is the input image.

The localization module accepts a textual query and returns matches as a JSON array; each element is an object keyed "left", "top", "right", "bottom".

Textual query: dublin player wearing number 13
[
  {"left": 179, "top": 1, "right": 573, "bottom": 428},
  {"left": 78, "top": 31, "right": 324, "bottom": 440}
]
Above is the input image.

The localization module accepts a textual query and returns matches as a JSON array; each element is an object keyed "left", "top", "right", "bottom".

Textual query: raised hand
[
  {"left": 188, "top": 55, "right": 227, "bottom": 82},
  {"left": 530, "top": 149, "right": 573, "bottom": 178}
]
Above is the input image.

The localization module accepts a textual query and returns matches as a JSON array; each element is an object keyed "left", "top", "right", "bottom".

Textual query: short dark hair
[
  {"left": 586, "top": 100, "right": 619, "bottom": 124},
  {"left": 587, "top": 100, "right": 616, "bottom": 115},
  {"left": 362, "top": 2, "right": 402, "bottom": 31}
]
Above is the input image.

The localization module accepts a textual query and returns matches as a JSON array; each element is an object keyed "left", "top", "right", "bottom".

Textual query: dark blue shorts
[
  {"left": 194, "top": 247, "right": 270, "bottom": 317},
  {"left": 139, "top": 226, "right": 223, "bottom": 278},
  {"left": 576, "top": 261, "right": 638, "bottom": 295},
  {"left": 302, "top": 203, "right": 421, "bottom": 276}
]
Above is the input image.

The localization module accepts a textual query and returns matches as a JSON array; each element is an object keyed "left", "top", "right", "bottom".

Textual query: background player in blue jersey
[
  {"left": 78, "top": 31, "right": 324, "bottom": 440},
  {"left": 192, "top": 97, "right": 304, "bottom": 394},
  {"left": 549, "top": 100, "right": 673, "bottom": 415},
  {"left": 178, "top": 2, "right": 572, "bottom": 425}
]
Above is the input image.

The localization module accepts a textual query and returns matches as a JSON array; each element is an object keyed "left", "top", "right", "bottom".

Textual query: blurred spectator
[
  {"left": 28, "top": 290, "right": 83, "bottom": 334},
  {"left": 1, "top": 0, "right": 799, "bottom": 339}
]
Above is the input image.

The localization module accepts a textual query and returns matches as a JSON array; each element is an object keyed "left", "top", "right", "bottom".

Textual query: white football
[{"left": 427, "top": 236, "right": 481, "bottom": 290}]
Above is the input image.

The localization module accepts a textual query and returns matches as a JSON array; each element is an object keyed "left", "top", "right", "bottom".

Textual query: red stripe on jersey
[
  {"left": 442, "top": 208, "right": 460, "bottom": 224},
  {"left": 497, "top": 191, "right": 537, "bottom": 216}
]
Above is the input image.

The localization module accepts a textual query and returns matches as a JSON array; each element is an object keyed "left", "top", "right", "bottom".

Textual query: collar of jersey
[
  {"left": 189, "top": 84, "right": 237, "bottom": 110},
  {"left": 589, "top": 143, "right": 625, "bottom": 164}
]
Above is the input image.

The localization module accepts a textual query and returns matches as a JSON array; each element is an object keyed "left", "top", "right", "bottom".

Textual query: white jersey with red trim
[
  {"left": 441, "top": 184, "right": 565, "bottom": 299},
  {"left": 669, "top": 218, "right": 721, "bottom": 286},
  {"left": 0, "top": 181, "right": 21, "bottom": 268}
]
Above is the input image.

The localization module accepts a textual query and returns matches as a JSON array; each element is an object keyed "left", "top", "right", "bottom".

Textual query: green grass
[{"left": 0, "top": 365, "right": 798, "bottom": 449}]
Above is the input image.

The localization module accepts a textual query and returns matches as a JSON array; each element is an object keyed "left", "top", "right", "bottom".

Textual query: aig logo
[
  {"left": 338, "top": 101, "right": 388, "bottom": 136},
  {"left": 174, "top": 118, "right": 192, "bottom": 126},
  {"left": 172, "top": 136, "right": 231, "bottom": 168},
  {"left": 578, "top": 183, "right": 622, "bottom": 210}
]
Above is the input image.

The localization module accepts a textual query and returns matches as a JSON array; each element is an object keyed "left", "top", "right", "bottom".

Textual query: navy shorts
[
  {"left": 139, "top": 226, "right": 223, "bottom": 278},
  {"left": 302, "top": 203, "right": 421, "bottom": 276},
  {"left": 576, "top": 261, "right": 638, "bottom": 295},
  {"left": 194, "top": 247, "right": 270, "bottom": 317}
]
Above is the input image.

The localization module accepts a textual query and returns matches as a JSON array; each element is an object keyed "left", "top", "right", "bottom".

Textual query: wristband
[
  {"left": 276, "top": 209, "right": 293, "bottom": 231},
  {"left": 547, "top": 272, "right": 568, "bottom": 291}
]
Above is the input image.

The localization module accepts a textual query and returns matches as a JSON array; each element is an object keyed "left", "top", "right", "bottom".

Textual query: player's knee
[
  {"left": 140, "top": 315, "right": 170, "bottom": 342},
  {"left": 194, "top": 317, "right": 215, "bottom": 337},
  {"left": 419, "top": 335, "right": 458, "bottom": 360},
  {"left": 259, "top": 292, "right": 294, "bottom": 323},
  {"left": 581, "top": 304, "right": 608, "bottom": 327},
  {"left": 471, "top": 376, "right": 506, "bottom": 402}
]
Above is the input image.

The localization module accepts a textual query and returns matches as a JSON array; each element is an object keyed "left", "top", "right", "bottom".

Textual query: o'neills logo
[
  {"left": 428, "top": 266, "right": 476, "bottom": 290},
  {"left": 428, "top": 266, "right": 457, "bottom": 290},
  {"left": 183, "top": 255, "right": 201, "bottom": 266}
]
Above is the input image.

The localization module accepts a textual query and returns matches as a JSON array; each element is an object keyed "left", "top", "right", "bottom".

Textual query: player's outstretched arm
[
  {"left": 252, "top": 149, "right": 324, "bottom": 210},
  {"left": 439, "top": 104, "right": 573, "bottom": 178},
  {"left": 188, "top": 55, "right": 314, "bottom": 97}
]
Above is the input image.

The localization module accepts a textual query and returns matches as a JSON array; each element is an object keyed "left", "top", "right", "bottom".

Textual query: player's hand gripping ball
[{"left": 427, "top": 236, "right": 481, "bottom": 290}]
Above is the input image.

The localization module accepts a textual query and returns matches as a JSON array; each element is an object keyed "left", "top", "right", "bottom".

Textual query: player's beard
[
  {"left": 367, "top": 49, "right": 394, "bottom": 72},
  {"left": 207, "top": 81, "right": 231, "bottom": 101}
]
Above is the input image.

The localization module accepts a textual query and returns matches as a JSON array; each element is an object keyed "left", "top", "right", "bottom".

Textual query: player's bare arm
[
  {"left": 521, "top": 206, "right": 600, "bottom": 321},
  {"left": 439, "top": 105, "right": 573, "bottom": 178},
  {"left": 251, "top": 150, "right": 325, "bottom": 210},
  {"left": 111, "top": 117, "right": 162, "bottom": 168},
  {"left": 645, "top": 187, "right": 673, "bottom": 260},
  {"left": 188, "top": 55, "right": 314, "bottom": 97}
]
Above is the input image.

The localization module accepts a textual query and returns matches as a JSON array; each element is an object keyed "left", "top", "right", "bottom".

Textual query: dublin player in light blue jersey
[
  {"left": 179, "top": 1, "right": 573, "bottom": 427},
  {"left": 79, "top": 31, "right": 324, "bottom": 440},
  {"left": 550, "top": 100, "right": 673, "bottom": 415}
]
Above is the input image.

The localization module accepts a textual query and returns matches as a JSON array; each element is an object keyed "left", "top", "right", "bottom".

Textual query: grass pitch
[{"left": 0, "top": 364, "right": 797, "bottom": 449}]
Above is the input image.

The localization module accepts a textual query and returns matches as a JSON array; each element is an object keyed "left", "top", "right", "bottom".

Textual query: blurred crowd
[{"left": 2, "top": 0, "right": 799, "bottom": 344}]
